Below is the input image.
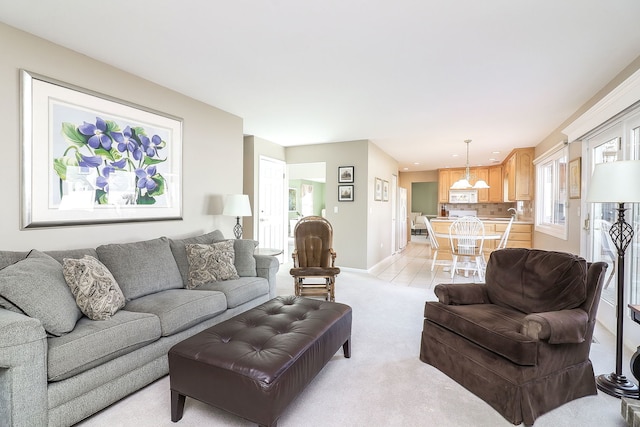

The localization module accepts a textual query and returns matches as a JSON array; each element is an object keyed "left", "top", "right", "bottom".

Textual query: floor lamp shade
[
  {"left": 222, "top": 194, "right": 252, "bottom": 239},
  {"left": 586, "top": 160, "right": 640, "bottom": 398},
  {"left": 586, "top": 160, "right": 640, "bottom": 203}
]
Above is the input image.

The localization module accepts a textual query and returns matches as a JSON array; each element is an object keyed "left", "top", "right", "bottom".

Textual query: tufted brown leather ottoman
[{"left": 168, "top": 295, "right": 352, "bottom": 427}]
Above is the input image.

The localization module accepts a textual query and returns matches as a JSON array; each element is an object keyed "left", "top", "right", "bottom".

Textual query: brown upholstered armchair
[
  {"left": 290, "top": 216, "right": 340, "bottom": 301},
  {"left": 420, "top": 248, "right": 608, "bottom": 426}
]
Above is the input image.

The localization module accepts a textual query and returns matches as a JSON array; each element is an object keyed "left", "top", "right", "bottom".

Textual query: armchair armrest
[
  {"left": 521, "top": 308, "right": 589, "bottom": 344},
  {"left": 434, "top": 283, "right": 490, "bottom": 305}
]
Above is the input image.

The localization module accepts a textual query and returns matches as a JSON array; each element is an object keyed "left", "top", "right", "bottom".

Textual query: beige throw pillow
[
  {"left": 63, "top": 255, "right": 125, "bottom": 320},
  {"left": 186, "top": 241, "right": 239, "bottom": 289}
]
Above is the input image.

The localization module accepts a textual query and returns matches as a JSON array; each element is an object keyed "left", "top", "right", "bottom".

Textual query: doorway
[
  {"left": 583, "top": 111, "right": 640, "bottom": 339},
  {"left": 286, "top": 162, "right": 327, "bottom": 258},
  {"left": 258, "top": 156, "right": 286, "bottom": 262}
]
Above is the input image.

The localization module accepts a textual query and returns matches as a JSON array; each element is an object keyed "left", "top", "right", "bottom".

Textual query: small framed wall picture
[
  {"left": 338, "top": 185, "right": 354, "bottom": 202},
  {"left": 338, "top": 166, "right": 354, "bottom": 183},
  {"left": 569, "top": 158, "right": 581, "bottom": 199},
  {"left": 382, "top": 180, "right": 389, "bottom": 201},
  {"left": 374, "top": 177, "right": 382, "bottom": 201}
]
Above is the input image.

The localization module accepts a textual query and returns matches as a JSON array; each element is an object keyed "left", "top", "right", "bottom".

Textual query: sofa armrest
[
  {"left": 521, "top": 308, "right": 589, "bottom": 344},
  {"left": 254, "top": 255, "right": 279, "bottom": 298},
  {"left": 0, "top": 309, "right": 48, "bottom": 426},
  {"left": 434, "top": 283, "right": 490, "bottom": 305}
]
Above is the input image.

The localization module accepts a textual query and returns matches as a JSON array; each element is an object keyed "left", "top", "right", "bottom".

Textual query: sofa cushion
[
  {"left": 47, "top": 310, "right": 161, "bottom": 381},
  {"left": 186, "top": 241, "right": 239, "bottom": 288},
  {"left": 225, "top": 239, "right": 258, "bottom": 277},
  {"left": 169, "top": 230, "right": 225, "bottom": 287},
  {"left": 0, "top": 250, "right": 28, "bottom": 270},
  {"left": 485, "top": 248, "right": 588, "bottom": 313},
  {"left": 195, "top": 277, "right": 270, "bottom": 308},
  {"left": 124, "top": 289, "right": 227, "bottom": 336},
  {"left": 96, "top": 237, "right": 183, "bottom": 301},
  {"left": 0, "top": 250, "right": 82, "bottom": 336},
  {"left": 46, "top": 248, "right": 98, "bottom": 264},
  {"left": 62, "top": 255, "right": 126, "bottom": 320},
  {"left": 425, "top": 301, "right": 538, "bottom": 366}
]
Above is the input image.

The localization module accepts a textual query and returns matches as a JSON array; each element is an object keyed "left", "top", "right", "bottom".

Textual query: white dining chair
[
  {"left": 496, "top": 216, "right": 515, "bottom": 250},
  {"left": 423, "top": 217, "right": 452, "bottom": 272},
  {"left": 449, "top": 216, "right": 486, "bottom": 281}
]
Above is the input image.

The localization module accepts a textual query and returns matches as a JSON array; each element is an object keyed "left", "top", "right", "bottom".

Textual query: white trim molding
[{"left": 563, "top": 68, "right": 640, "bottom": 142}]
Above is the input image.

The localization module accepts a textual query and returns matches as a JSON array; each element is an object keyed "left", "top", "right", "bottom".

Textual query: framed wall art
[
  {"left": 288, "top": 188, "right": 297, "bottom": 211},
  {"left": 374, "top": 177, "right": 382, "bottom": 201},
  {"left": 382, "top": 180, "right": 389, "bottom": 201},
  {"left": 569, "top": 157, "right": 581, "bottom": 199},
  {"left": 21, "top": 70, "right": 183, "bottom": 228},
  {"left": 338, "top": 166, "right": 354, "bottom": 183},
  {"left": 338, "top": 185, "right": 354, "bottom": 202}
]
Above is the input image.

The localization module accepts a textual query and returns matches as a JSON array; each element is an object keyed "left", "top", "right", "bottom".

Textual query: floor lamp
[
  {"left": 222, "top": 194, "right": 252, "bottom": 239},
  {"left": 586, "top": 160, "right": 640, "bottom": 398}
]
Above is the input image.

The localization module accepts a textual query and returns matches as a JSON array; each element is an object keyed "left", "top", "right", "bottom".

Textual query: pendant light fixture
[{"left": 450, "top": 139, "right": 490, "bottom": 189}]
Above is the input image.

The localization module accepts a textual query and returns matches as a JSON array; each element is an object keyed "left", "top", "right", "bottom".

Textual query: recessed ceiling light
[
  {"left": 413, "top": 162, "right": 420, "bottom": 165},
  {"left": 452, "top": 154, "right": 459, "bottom": 157},
  {"left": 403, "top": 167, "right": 409, "bottom": 170},
  {"left": 489, "top": 158, "right": 497, "bottom": 162},
  {"left": 492, "top": 151, "right": 501, "bottom": 154}
]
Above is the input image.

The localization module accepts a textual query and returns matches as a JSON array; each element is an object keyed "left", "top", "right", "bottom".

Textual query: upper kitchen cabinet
[
  {"left": 475, "top": 167, "right": 490, "bottom": 202},
  {"left": 504, "top": 148, "right": 534, "bottom": 201},
  {"left": 488, "top": 165, "right": 503, "bottom": 202},
  {"left": 438, "top": 166, "right": 503, "bottom": 203},
  {"left": 438, "top": 169, "right": 450, "bottom": 203}
]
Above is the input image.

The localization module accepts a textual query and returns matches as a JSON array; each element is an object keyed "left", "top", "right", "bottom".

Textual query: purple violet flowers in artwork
[{"left": 54, "top": 116, "right": 167, "bottom": 205}]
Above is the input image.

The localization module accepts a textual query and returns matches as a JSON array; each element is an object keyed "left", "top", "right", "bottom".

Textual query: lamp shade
[
  {"left": 450, "top": 178, "right": 472, "bottom": 189},
  {"left": 586, "top": 160, "right": 640, "bottom": 203},
  {"left": 222, "top": 194, "right": 252, "bottom": 217},
  {"left": 473, "top": 180, "right": 490, "bottom": 189}
]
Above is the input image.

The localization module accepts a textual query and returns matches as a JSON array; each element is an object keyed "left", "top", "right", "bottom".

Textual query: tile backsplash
[{"left": 443, "top": 201, "right": 533, "bottom": 220}]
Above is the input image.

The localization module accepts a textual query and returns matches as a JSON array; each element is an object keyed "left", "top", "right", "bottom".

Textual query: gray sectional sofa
[{"left": 0, "top": 230, "right": 279, "bottom": 427}]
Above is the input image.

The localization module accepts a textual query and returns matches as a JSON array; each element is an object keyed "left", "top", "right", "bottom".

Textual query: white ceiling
[{"left": 2, "top": 0, "right": 640, "bottom": 171}]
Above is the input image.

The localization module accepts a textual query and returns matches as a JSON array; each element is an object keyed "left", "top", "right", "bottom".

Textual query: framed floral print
[{"left": 21, "top": 70, "right": 183, "bottom": 228}]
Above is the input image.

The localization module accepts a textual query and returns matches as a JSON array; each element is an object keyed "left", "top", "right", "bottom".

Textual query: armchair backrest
[
  {"left": 293, "top": 216, "right": 335, "bottom": 268},
  {"left": 485, "top": 248, "right": 590, "bottom": 313}
]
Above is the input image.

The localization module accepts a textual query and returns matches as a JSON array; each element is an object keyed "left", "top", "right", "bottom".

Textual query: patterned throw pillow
[
  {"left": 63, "top": 255, "right": 125, "bottom": 320},
  {"left": 186, "top": 241, "right": 239, "bottom": 289}
]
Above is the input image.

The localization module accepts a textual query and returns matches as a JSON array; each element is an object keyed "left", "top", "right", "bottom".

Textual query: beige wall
[
  {"left": 533, "top": 55, "right": 640, "bottom": 253},
  {"left": 0, "top": 23, "right": 244, "bottom": 250},
  {"left": 367, "top": 142, "right": 401, "bottom": 267},
  {"left": 282, "top": 140, "right": 399, "bottom": 270},
  {"left": 285, "top": 140, "right": 369, "bottom": 269}
]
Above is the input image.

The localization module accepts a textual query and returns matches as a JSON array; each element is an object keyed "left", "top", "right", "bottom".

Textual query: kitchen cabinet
[
  {"left": 488, "top": 166, "right": 503, "bottom": 202},
  {"left": 439, "top": 166, "right": 503, "bottom": 203},
  {"left": 504, "top": 148, "right": 534, "bottom": 201},
  {"left": 438, "top": 169, "right": 450, "bottom": 203},
  {"left": 476, "top": 168, "right": 490, "bottom": 203}
]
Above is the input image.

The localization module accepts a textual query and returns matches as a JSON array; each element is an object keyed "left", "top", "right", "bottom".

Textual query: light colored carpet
[{"left": 76, "top": 267, "right": 627, "bottom": 427}]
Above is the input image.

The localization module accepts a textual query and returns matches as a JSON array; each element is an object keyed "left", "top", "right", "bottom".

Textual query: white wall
[{"left": 0, "top": 23, "right": 244, "bottom": 250}]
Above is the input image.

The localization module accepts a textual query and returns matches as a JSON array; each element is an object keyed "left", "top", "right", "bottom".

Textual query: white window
[{"left": 535, "top": 146, "right": 568, "bottom": 239}]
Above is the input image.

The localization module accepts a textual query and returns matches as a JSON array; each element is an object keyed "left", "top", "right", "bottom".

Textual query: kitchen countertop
[{"left": 432, "top": 217, "right": 533, "bottom": 224}]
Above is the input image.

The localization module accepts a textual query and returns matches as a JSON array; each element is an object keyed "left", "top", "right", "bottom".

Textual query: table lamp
[
  {"left": 222, "top": 194, "right": 252, "bottom": 239},
  {"left": 586, "top": 159, "right": 640, "bottom": 398}
]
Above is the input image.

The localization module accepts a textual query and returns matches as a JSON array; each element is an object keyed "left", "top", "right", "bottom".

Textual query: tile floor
[{"left": 368, "top": 234, "right": 485, "bottom": 288}]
